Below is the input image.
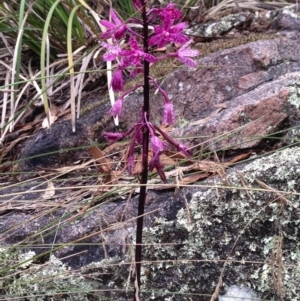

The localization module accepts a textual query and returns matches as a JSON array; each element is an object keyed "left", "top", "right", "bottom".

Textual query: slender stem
[{"left": 134, "top": 1, "right": 149, "bottom": 300}]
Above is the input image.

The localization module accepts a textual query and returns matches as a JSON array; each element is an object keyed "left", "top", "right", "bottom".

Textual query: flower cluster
[
  {"left": 100, "top": 1, "right": 199, "bottom": 181},
  {"left": 105, "top": 112, "right": 191, "bottom": 182}
]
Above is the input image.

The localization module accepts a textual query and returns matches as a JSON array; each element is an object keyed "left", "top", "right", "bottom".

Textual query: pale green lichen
[
  {"left": 3, "top": 147, "right": 299, "bottom": 300},
  {"left": 282, "top": 5, "right": 300, "bottom": 19},
  {"left": 140, "top": 146, "right": 300, "bottom": 300},
  {"left": 0, "top": 251, "right": 95, "bottom": 301},
  {"left": 287, "top": 78, "right": 300, "bottom": 109},
  {"left": 18, "top": 251, "right": 36, "bottom": 269},
  {"left": 219, "top": 285, "right": 260, "bottom": 301}
]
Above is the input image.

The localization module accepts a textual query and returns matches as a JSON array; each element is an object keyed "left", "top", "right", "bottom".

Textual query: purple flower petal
[
  {"left": 163, "top": 101, "right": 175, "bottom": 124},
  {"left": 149, "top": 21, "right": 188, "bottom": 48},
  {"left": 149, "top": 156, "right": 157, "bottom": 172},
  {"left": 149, "top": 76, "right": 176, "bottom": 124},
  {"left": 179, "top": 48, "right": 199, "bottom": 57},
  {"left": 169, "top": 22, "right": 187, "bottom": 33},
  {"left": 149, "top": 158, "right": 167, "bottom": 183},
  {"left": 111, "top": 69, "right": 124, "bottom": 92},
  {"left": 173, "top": 39, "right": 200, "bottom": 67},
  {"left": 100, "top": 9, "right": 127, "bottom": 39},
  {"left": 104, "top": 132, "right": 124, "bottom": 143},
  {"left": 129, "top": 64, "right": 143, "bottom": 78},
  {"left": 155, "top": 161, "right": 167, "bottom": 183},
  {"left": 100, "top": 20, "right": 115, "bottom": 30},
  {"left": 148, "top": 34, "right": 165, "bottom": 48},
  {"left": 120, "top": 37, "right": 157, "bottom": 67},
  {"left": 141, "top": 52, "right": 157, "bottom": 63},
  {"left": 134, "top": 124, "right": 143, "bottom": 144},
  {"left": 120, "top": 50, "right": 132, "bottom": 56},
  {"left": 177, "top": 143, "right": 192, "bottom": 157},
  {"left": 168, "top": 33, "right": 189, "bottom": 45},
  {"left": 110, "top": 9, "right": 122, "bottom": 26},
  {"left": 151, "top": 135, "right": 165, "bottom": 154},
  {"left": 148, "top": 3, "right": 182, "bottom": 22},
  {"left": 162, "top": 3, "right": 182, "bottom": 20},
  {"left": 178, "top": 40, "right": 199, "bottom": 56},
  {"left": 153, "top": 125, "right": 193, "bottom": 158},
  {"left": 133, "top": 0, "right": 143, "bottom": 10},
  {"left": 109, "top": 97, "right": 123, "bottom": 118},
  {"left": 177, "top": 57, "right": 197, "bottom": 68},
  {"left": 127, "top": 155, "right": 135, "bottom": 174},
  {"left": 101, "top": 41, "right": 122, "bottom": 61},
  {"left": 129, "top": 36, "right": 140, "bottom": 50}
]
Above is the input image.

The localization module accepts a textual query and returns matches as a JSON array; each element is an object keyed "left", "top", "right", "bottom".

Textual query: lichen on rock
[
  {"left": 7, "top": 144, "right": 299, "bottom": 301},
  {"left": 0, "top": 250, "right": 95, "bottom": 301},
  {"left": 139, "top": 147, "right": 300, "bottom": 300}
]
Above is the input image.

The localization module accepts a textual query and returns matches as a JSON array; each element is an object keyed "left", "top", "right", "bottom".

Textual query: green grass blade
[
  {"left": 9, "top": 0, "right": 26, "bottom": 131},
  {"left": 40, "top": 0, "right": 63, "bottom": 126},
  {"left": 67, "top": 4, "right": 82, "bottom": 132}
]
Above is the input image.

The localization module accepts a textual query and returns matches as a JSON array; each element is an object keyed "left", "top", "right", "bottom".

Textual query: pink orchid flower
[
  {"left": 175, "top": 39, "right": 200, "bottom": 68},
  {"left": 148, "top": 3, "right": 182, "bottom": 21},
  {"left": 100, "top": 9, "right": 128, "bottom": 39},
  {"left": 121, "top": 37, "right": 157, "bottom": 67},
  {"left": 148, "top": 19, "right": 189, "bottom": 48}
]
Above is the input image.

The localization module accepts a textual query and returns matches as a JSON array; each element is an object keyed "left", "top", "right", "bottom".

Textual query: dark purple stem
[{"left": 134, "top": 0, "right": 149, "bottom": 300}]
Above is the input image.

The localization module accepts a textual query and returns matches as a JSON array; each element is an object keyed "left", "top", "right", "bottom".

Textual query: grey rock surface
[
  {"left": 184, "top": 4, "right": 300, "bottom": 37},
  {"left": 18, "top": 30, "right": 300, "bottom": 170},
  {"left": 1, "top": 146, "right": 300, "bottom": 300},
  {"left": 106, "top": 31, "right": 300, "bottom": 152}
]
